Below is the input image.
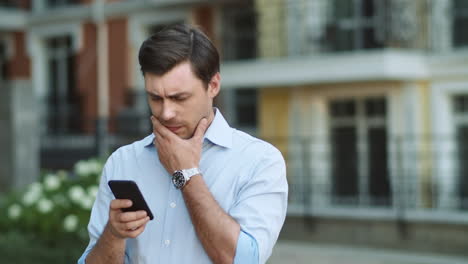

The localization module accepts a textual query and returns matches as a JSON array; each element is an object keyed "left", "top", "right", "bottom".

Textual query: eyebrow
[{"left": 146, "top": 91, "right": 190, "bottom": 98}]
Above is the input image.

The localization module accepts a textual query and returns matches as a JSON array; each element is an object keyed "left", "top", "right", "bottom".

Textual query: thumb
[{"left": 193, "top": 118, "right": 208, "bottom": 142}]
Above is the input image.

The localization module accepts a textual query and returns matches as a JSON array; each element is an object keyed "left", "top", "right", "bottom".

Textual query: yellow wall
[
  {"left": 258, "top": 80, "right": 436, "bottom": 207},
  {"left": 259, "top": 88, "right": 290, "bottom": 159},
  {"left": 255, "top": 0, "right": 286, "bottom": 58},
  {"left": 417, "top": 81, "right": 433, "bottom": 208}
]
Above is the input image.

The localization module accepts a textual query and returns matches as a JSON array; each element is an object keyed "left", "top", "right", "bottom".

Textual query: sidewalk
[{"left": 268, "top": 240, "right": 468, "bottom": 264}]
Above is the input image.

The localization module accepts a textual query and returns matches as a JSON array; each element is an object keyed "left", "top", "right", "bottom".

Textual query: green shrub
[{"left": 0, "top": 158, "right": 104, "bottom": 263}]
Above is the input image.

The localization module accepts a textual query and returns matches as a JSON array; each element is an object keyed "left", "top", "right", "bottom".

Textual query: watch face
[{"left": 172, "top": 171, "right": 185, "bottom": 189}]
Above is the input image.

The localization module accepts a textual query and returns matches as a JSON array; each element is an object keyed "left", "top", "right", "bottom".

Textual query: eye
[
  {"left": 150, "top": 95, "right": 162, "bottom": 101},
  {"left": 171, "top": 95, "right": 189, "bottom": 102}
]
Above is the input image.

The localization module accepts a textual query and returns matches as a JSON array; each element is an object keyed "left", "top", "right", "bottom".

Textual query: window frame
[
  {"left": 44, "top": 34, "right": 82, "bottom": 135},
  {"left": 452, "top": 94, "right": 468, "bottom": 209},
  {"left": 452, "top": 0, "right": 468, "bottom": 47},
  {"left": 329, "top": 96, "right": 391, "bottom": 206},
  {"left": 0, "top": 40, "right": 6, "bottom": 83},
  {"left": 328, "top": 0, "right": 386, "bottom": 51},
  {"left": 220, "top": 1, "right": 258, "bottom": 60}
]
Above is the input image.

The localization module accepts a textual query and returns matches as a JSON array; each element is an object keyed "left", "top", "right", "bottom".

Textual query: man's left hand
[{"left": 150, "top": 116, "right": 208, "bottom": 174}]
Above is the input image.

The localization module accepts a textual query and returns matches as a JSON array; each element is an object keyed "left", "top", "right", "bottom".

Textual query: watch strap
[{"left": 182, "top": 167, "right": 201, "bottom": 179}]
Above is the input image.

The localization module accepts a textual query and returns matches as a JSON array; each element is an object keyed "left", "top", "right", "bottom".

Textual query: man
[{"left": 78, "top": 23, "right": 288, "bottom": 264}]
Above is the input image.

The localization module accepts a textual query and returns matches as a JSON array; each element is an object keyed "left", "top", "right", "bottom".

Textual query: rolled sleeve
[
  {"left": 229, "top": 146, "right": 288, "bottom": 264},
  {"left": 77, "top": 246, "right": 92, "bottom": 264},
  {"left": 234, "top": 230, "right": 259, "bottom": 264}
]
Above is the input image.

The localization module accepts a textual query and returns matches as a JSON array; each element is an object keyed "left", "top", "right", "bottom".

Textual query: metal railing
[
  {"left": 220, "top": 0, "right": 465, "bottom": 61},
  {"left": 39, "top": 108, "right": 468, "bottom": 224},
  {"left": 270, "top": 135, "right": 468, "bottom": 222}
]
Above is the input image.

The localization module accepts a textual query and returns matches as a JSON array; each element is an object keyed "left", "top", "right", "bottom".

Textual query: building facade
[
  {"left": 220, "top": 0, "right": 468, "bottom": 255},
  {"left": 1, "top": 0, "right": 468, "bottom": 256},
  {"left": 0, "top": 0, "right": 223, "bottom": 170}
]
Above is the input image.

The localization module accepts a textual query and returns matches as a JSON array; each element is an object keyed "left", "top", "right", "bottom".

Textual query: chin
[
  {"left": 177, "top": 134, "right": 188, "bottom": 139},
  {"left": 178, "top": 131, "right": 191, "bottom": 140}
]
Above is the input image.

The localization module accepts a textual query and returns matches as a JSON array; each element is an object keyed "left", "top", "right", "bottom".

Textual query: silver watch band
[{"left": 182, "top": 167, "right": 201, "bottom": 180}]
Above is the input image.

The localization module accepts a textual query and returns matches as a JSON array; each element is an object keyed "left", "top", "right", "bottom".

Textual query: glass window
[
  {"left": 45, "top": 35, "right": 81, "bottom": 135},
  {"left": 456, "top": 125, "right": 468, "bottom": 209},
  {"left": 365, "top": 97, "right": 386, "bottom": 117},
  {"left": 215, "top": 88, "right": 258, "bottom": 135},
  {"left": 221, "top": 0, "right": 257, "bottom": 60},
  {"left": 331, "top": 125, "right": 359, "bottom": 203},
  {"left": 453, "top": 95, "right": 468, "bottom": 209},
  {"left": 329, "top": 96, "right": 390, "bottom": 206},
  {"left": 367, "top": 126, "right": 390, "bottom": 205},
  {"left": 330, "top": 99, "right": 356, "bottom": 117},
  {"left": 0, "top": 41, "right": 6, "bottom": 82},
  {"left": 453, "top": 95, "right": 468, "bottom": 113},
  {"left": 327, "top": 0, "right": 384, "bottom": 51},
  {"left": 453, "top": 0, "right": 468, "bottom": 47},
  {"left": 46, "top": 0, "right": 78, "bottom": 8},
  {"left": 0, "top": 0, "right": 18, "bottom": 8},
  {"left": 234, "top": 89, "right": 257, "bottom": 128}
]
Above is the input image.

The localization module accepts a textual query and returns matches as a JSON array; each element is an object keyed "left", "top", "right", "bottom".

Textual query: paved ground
[{"left": 268, "top": 240, "right": 468, "bottom": 264}]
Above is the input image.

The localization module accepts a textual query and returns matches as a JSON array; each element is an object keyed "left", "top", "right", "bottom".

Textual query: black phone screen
[{"left": 108, "top": 180, "right": 154, "bottom": 220}]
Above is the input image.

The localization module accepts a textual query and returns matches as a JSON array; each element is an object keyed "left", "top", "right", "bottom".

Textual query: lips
[{"left": 165, "top": 126, "right": 182, "bottom": 133}]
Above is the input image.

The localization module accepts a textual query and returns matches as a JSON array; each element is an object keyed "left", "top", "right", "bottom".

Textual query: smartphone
[{"left": 108, "top": 180, "right": 154, "bottom": 220}]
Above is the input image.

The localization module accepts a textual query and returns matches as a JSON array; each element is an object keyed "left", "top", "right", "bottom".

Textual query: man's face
[{"left": 145, "top": 62, "right": 220, "bottom": 139}]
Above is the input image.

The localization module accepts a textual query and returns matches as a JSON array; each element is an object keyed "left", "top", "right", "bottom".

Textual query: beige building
[
  {"left": 220, "top": 0, "right": 468, "bottom": 255},
  {"left": 1, "top": 0, "right": 468, "bottom": 256}
]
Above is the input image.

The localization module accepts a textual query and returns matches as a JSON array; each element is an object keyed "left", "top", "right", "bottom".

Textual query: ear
[{"left": 207, "top": 72, "right": 221, "bottom": 99}]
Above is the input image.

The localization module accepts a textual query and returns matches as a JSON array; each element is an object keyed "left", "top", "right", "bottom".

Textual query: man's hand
[
  {"left": 107, "top": 199, "right": 150, "bottom": 239},
  {"left": 150, "top": 116, "right": 208, "bottom": 173}
]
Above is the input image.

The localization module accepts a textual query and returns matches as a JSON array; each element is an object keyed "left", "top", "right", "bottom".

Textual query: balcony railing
[
  {"left": 221, "top": 0, "right": 463, "bottom": 61},
  {"left": 269, "top": 135, "right": 468, "bottom": 222}
]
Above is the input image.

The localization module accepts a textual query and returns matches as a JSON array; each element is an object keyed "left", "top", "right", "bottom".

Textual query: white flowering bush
[{"left": 0, "top": 158, "right": 103, "bottom": 249}]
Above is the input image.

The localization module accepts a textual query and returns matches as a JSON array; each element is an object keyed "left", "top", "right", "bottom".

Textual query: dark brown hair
[{"left": 138, "top": 23, "right": 220, "bottom": 88}]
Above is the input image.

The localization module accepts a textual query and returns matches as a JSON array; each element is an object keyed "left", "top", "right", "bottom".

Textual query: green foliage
[{"left": 0, "top": 158, "right": 104, "bottom": 263}]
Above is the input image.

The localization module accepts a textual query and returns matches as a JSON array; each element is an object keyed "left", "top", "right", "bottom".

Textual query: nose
[{"left": 160, "top": 100, "right": 176, "bottom": 121}]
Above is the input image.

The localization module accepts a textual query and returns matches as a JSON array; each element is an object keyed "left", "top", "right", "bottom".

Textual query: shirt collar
[{"left": 143, "top": 107, "right": 233, "bottom": 149}]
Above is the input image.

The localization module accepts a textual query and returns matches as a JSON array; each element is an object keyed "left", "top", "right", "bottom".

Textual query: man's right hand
[{"left": 107, "top": 199, "right": 150, "bottom": 239}]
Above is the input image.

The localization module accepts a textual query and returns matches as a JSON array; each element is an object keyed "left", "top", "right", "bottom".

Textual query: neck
[{"left": 205, "top": 107, "right": 216, "bottom": 128}]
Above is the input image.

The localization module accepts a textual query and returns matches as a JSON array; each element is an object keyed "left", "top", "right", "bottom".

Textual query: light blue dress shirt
[{"left": 78, "top": 109, "right": 288, "bottom": 264}]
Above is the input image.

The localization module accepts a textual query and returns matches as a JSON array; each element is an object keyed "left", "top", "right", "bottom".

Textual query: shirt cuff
[
  {"left": 77, "top": 246, "right": 93, "bottom": 264},
  {"left": 234, "top": 230, "right": 259, "bottom": 264}
]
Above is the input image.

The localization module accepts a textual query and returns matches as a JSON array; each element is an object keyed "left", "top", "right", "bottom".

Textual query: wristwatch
[{"left": 172, "top": 167, "right": 201, "bottom": 189}]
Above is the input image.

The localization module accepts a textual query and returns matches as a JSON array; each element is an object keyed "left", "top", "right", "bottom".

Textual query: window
[
  {"left": 329, "top": 97, "right": 391, "bottom": 206},
  {"left": 45, "top": 35, "right": 81, "bottom": 135},
  {"left": 327, "top": 0, "right": 385, "bottom": 51},
  {"left": 234, "top": 89, "right": 258, "bottom": 128},
  {"left": 46, "top": 0, "right": 77, "bottom": 8},
  {"left": 221, "top": 1, "right": 257, "bottom": 60},
  {"left": 0, "top": 40, "right": 6, "bottom": 82},
  {"left": 215, "top": 88, "right": 258, "bottom": 135},
  {"left": 453, "top": 0, "right": 468, "bottom": 47},
  {"left": 453, "top": 95, "right": 468, "bottom": 209},
  {"left": 0, "top": 0, "right": 18, "bottom": 8}
]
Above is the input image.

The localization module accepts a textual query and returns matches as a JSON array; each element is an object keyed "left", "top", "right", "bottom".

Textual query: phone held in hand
[{"left": 108, "top": 180, "right": 154, "bottom": 220}]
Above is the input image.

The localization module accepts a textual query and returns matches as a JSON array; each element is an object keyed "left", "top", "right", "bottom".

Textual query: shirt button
[
  {"left": 165, "top": 240, "right": 171, "bottom": 246},
  {"left": 170, "top": 202, "right": 176, "bottom": 208}
]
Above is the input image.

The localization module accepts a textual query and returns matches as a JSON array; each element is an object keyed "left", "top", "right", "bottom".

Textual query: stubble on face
[{"left": 145, "top": 62, "right": 216, "bottom": 140}]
